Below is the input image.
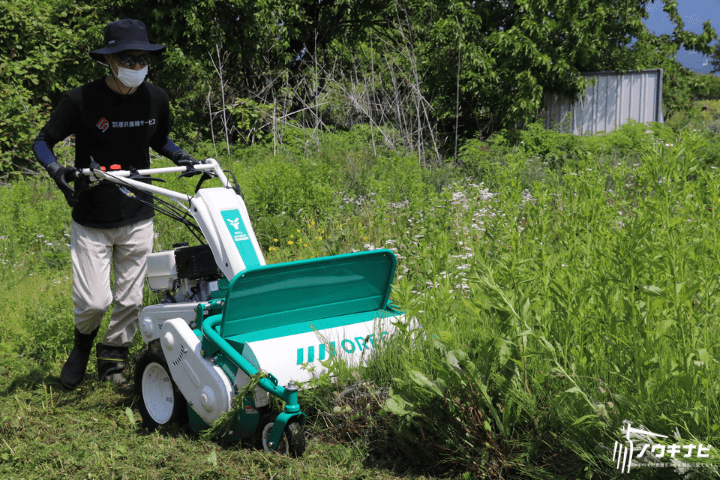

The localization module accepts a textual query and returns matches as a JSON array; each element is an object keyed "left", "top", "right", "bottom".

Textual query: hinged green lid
[{"left": 220, "top": 249, "right": 397, "bottom": 338}]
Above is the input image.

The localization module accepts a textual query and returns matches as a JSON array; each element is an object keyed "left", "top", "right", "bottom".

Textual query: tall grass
[
  {"left": 363, "top": 129, "right": 720, "bottom": 477},
  {"left": 2, "top": 119, "right": 720, "bottom": 478}
]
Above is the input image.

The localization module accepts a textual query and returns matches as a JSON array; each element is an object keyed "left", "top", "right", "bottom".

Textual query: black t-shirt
[{"left": 43, "top": 77, "right": 171, "bottom": 228}]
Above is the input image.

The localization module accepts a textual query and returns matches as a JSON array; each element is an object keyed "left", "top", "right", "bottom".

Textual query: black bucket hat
[{"left": 89, "top": 19, "right": 166, "bottom": 62}]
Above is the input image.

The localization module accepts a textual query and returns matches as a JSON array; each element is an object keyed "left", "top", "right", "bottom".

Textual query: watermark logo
[
  {"left": 612, "top": 422, "right": 713, "bottom": 473},
  {"left": 613, "top": 425, "right": 667, "bottom": 473}
]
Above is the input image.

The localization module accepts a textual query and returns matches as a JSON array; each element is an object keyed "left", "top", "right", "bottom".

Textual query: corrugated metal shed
[{"left": 543, "top": 69, "right": 664, "bottom": 135}]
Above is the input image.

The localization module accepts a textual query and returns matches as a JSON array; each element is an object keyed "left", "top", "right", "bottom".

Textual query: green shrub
[
  {"left": 0, "top": 0, "right": 104, "bottom": 173},
  {"left": 692, "top": 74, "right": 720, "bottom": 100},
  {"left": 496, "top": 122, "right": 582, "bottom": 169}
]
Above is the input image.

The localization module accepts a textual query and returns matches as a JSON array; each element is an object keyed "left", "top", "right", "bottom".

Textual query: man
[{"left": 32, "top": 19, "right": 198, "bottom": 389}]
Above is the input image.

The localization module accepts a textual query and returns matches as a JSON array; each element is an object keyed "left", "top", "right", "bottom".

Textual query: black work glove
[
  {"left": 172, "top": 149, "right": 203, "bottom": 178},
  {"left": 46, "top": 162, "right": 78, "bottom": 207}
]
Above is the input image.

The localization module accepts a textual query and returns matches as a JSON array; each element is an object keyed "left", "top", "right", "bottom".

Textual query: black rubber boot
[
  {"left": 60, "top": 327, "right": 99, "bottom": 389},
  {"left": 96, "top": 344, "right": 132, "bottom": 389}
]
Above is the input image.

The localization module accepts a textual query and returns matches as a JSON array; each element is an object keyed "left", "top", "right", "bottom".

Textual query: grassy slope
[{"left": 4, "top": 107, "right": 720, "bottom": 478}]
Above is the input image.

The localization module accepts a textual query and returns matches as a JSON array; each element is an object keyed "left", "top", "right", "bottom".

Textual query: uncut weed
[
  {"left": 271, "top": 128, "right": 720, "bottom": 476},
  {"left": 360, "top": 131, "right": 720, "bottom": 477}
]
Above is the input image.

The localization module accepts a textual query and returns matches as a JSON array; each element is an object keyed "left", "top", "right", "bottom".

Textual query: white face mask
[{"left": 114, "top": 65, "right": 148, "bottom": 88}]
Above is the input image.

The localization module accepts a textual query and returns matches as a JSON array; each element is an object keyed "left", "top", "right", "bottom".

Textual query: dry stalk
[{"left": 209, "top": 45, "right": 231, "bottom": 156}]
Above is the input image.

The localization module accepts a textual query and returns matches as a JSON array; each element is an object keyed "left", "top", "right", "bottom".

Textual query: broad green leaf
[
  {"left": 637, "top": 284, "right": 664, "bottom": 296},
  {"left": 125, "top": 407, "right": 136, "bottom": 426},
  {"left": 495, "top": 337, "right": 515, "bottom": 365},
  {"left": 409, "top": 370, "right": 443, "bottom": 397},
  {"left": 383, "top": 396, "right": 415, "bottom": 417},
  {"left": 656, "top": 319, "right": 676, "bottom": 336},
  {"left": 446, "top": 349, "right": 467, "bottom": 376},
  {"left": 697, "top": 348, "right": 712, "bottom": 365}
]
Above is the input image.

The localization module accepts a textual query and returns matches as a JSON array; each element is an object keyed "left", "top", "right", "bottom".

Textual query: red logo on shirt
[{"left": 96, "top": 118, "right": 110, "bottom": 132}]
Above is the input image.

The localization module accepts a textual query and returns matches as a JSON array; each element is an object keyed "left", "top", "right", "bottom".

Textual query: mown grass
[
  {"left": 0, "top": 352, "right": 411, "bottom": 479},
  {"left": 3, "top": 112, "right": 720, "bottom": 478}
]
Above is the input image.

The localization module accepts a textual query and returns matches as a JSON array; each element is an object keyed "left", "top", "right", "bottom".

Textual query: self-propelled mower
[{"left": 76, "top": 159, "right": 405, "bottom": 456}]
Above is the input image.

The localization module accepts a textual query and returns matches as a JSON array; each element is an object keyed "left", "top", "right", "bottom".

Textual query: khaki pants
[{"left": 71, "top": 218, "right": 153, "bottom": 347}]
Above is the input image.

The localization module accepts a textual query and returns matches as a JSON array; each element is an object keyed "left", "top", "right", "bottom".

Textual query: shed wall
[{"left": 543, "top": 69, "right": 664, "bottom": 135}]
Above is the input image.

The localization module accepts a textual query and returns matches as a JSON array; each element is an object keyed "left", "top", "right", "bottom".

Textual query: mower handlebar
[
  {"left": 75, "top": 158, "right": 221, "bottom": 179},
  {"left": 73, "top": 158, "right": 231, "bottom": 204}
]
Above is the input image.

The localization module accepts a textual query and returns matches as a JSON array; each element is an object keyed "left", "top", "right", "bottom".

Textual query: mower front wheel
[
  {"left": 259, "top": 414, "right": 306, "bottom": 457},
  {"left": 135, "top": 341, "right": 187, "bottom": 431}
]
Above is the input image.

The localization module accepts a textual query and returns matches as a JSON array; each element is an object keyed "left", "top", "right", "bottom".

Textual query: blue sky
[{"left": 644, "top": 0, "right": 719, "bottom": 73}]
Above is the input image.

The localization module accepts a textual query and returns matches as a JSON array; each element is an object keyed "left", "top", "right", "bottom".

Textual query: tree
[
  {"left": 390, "top": 0, "right": 717, "bottom": 137},
  {"left": 0, "top": 0, "right": 106, "bottom": 171},
  {"left": 3, "top": 0, "right": 718, "bottom": 172},
  {"left": 102, "top": 0, "right": 395, "bottom": 141},
  {"left": 710, "top": 43, "right": 720, "bottom": 74}
]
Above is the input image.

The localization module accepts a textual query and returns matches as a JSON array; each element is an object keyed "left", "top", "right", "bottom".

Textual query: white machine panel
[
  {"left": 161, "top": 318, "right": 233, "bottom": 426},
  {"left": 244, "top": 314, "right": 407, "bottom": 386},
  {"left": 146, "top": 251, "right": 177, "bottom": 291},
  {"left": 139, "top": 303, "right": 201, "bottom": 343},
  {"left": 190, "top": 189, "right": 266, "bottom": 280}
]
